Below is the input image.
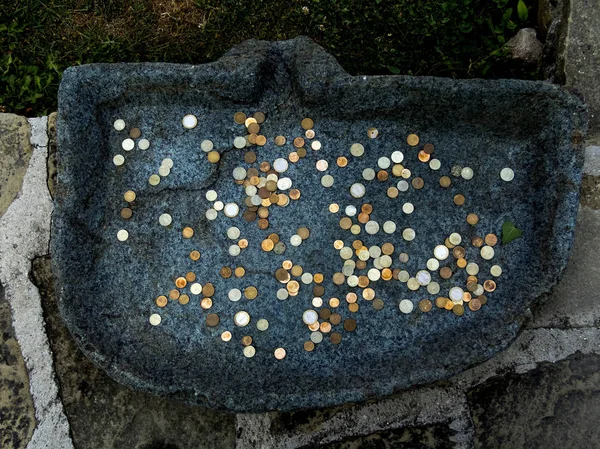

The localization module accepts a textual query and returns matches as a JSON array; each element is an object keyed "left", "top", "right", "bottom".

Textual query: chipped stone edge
[{"left": 0, "top": 117, "right": 74, "bottom": 449}]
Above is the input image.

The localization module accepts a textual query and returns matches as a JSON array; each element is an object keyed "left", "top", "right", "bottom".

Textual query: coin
[
  {"left": 234, "top": 112, "right": 247, "bottom": 124},
  {"left": 301, "top": 118, "right": 314, "bottom": 130},
  {"left": 419, "top": 299, "right": 433, "bottom": 312}
]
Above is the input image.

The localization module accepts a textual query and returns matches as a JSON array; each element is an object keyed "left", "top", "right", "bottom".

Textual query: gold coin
[
  {"left": 435, "top": 297, "right": 448, "bottom": 308},
  {"left": 232, "top": 267, "right": 244, "bottom": 278},
  {"left": 274, "top": 348, "right": 286, "bottom": 360},
  {"left": 261, "top": 239, "right": 274, "bottom": 251},
  {"left": 206, "top": 313, "right": 220, "bottom": 327},
  {"left": 332, "top": 272, "right": 345, "bottom": 285},
  {"left": 340, "top": 217, "right": 352, "bottom": 230},
  {"left": 291, "top": 265, "right": 303, "bottom": 277},
  {"left": 453, "top": 304, "right": 465, "bottom": 316},
  {"left": 121, "top": 208, "right": 132, "bottom": 219},
  {"left": 275, "top": 135, "right": 286, "bottom": 146},
  {"left": 175, "top": 277, "right": 187, "bottom": 288},
  {"left": 297, "top": 227, "right": 310, "bottom": 240},
  {"left": 207, "top": 151, "right": 220, "bottom": 163},
  {"left": 444, "top": 298, "right": 454, "bottom": 310},
  {"left": 457, "top": 258, "right": 467, "bottom": 269},
  {"left": 178, "top": 294, "right": 190, "bottom": 305},
  {"left": 247, "top": 133, "right": 257, "bottom": 145},
  {"left": 407, "top": 134, "right": 419, "bottom": 146},
  {"left": 381, "top": 268, "right": 392, "bottom": 281},
  {"left": 244, "top": 286, "right": 258, "bottom": 299},
  {"left": 156, "top": 295, "right": 168, "bottom": 307},
  {"left": 238, "top": 239, "right": 248, "bottom": 248},
  {"left": 255, "top": 135, "right": 267, "bottom": 146},
  {"left": 190, "top": 250, "right": 201, "bottom": 261},
  {"left": 297, "top": 147, "right": 307, "bottom": 158},
  {"left": 234, "top": 112, "right": 247, "bottom": 124},
  {"left": 337, "top": 156, "right": 348, "bottom": 167},
  {"left": 123, "top": 190, "right": 136, "bottom": 202},
  {"left": 348, "top": 303, "right": 359, "bottom": 313},
  {"left": 201, "top": 298, "right": 213, "bottom": 309},
  {"left": 387, "top": 187, "right": 399, "bottom": 198},
  {"left": 439, "top": 176, "right": 451, "bottom": 188},
  {"left": 182, "top": 227, "right": 194, "bottom": 238},
  {"left": 381, "top": 242, "right": 395, "bottom": 255},
  {"left": 301, "top": 118, "right": 314, "bottom": 130},
  {"left": 329, "top": 298, "right": 340, "bottom": 309},
  {"left": 320, "top": 322, "right": 332, "bottom": 333},
  {"left": 185, "top": 272, "right": 196, "bottom": 283},
  {"left": 244, "top": 117, "right": 257, "bottom": 127},
  {"left": 314, "top": 273, "right": 324, "bottom": 284},
  {"left": 419, "top": 299, "right": 433, "bottom": 312},
  {"left": 293, "top": 137, "right": 305, "bottom": 148},
  {"left": 287, "top": 280, "right": 300, "bottom": 293}
]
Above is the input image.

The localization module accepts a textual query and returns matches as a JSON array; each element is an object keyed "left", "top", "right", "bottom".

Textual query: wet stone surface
[
  {"left": 31, "top": 255, "right": 236, "bottom": 449},
  {"left": 54, "top": 36, "right": 586, "bottom": 412},
  {"left": 468, "top": 352, "right": 600, "bottom": 449},
  {"left": 0, "top": 283, "right": 36, "bottom": 448}
]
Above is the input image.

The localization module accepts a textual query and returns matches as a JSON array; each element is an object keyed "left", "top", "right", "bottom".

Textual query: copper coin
[
  {"left": 348, "top": 303, "right": 359, "bottom": 313},
  {"left": 343, "top": 319, "right": 357, "bottom": 332},
  {"left": 454, "top": 194, "right": 465, "bottom": 206},
  {"left": 297, "top": 147, "right": 307, "bottom": 158},
  {"left": 258, "top": 218, "right": 269, "bottom": 230},
  {"left": 485, "top": 234, "right": 498, "bottom": 246},
  {"left": 419, "top": 299, "right": 433, "bottom": 312},
  {"left": 483, "top": 280, "right": 497, "bottom": 292},
  {"left": 478, "top": 295, "right": 488, "bottom": 305},
  {"left": 468, "top": 298, "right": 482, "bottom": 311},
  {"left": 356, "top": 260, "right": 367, "bottom": 270},
  {"left": 412, "top": 177, "right": 425, "bottom": 189},
  {"left": 121, "top": 208, "right": 132, "bottom": 219},
  {"left": 330, "top": 333, "right": 342, "bottom": 344},
  {"left": 298, "top": 227, "right": 310, "bottom": 239},
  {"left": 238, "top": 239, "right": 248, "bottom": 249},
  {"left": 453, "top": 246, "right": 466, "bottom": 259},
  {"left": 314, "top": 273, "right": 324, "bottom": 284},
  {"left": 301, "top": 118, "right": 314, "bottom": 130},
  {"left": 247, "top": 123, "right": 260, "bottom": 134},
  {"left": 289, "top": 152, "right": 299, "bottom": 163},
  {"left": 275, "top": 268, "right": 289, "bottom": 282},
  {"left": 293, "top": 137, "right": 305, "bottom": 148},
  {"left": 453, "top": 304, "right": 465, "bottom": 316},
  {"left": 178, "top": 294, "right": 190, "bottom": 305},
  {"left": 234, "top": 112, "right": 247, "bottom": 124},
  {"left": 457, "top": 258, "right": 467, "bottom": 269},
  {"left": 467, "top": 213, "right": 479, "bottom": 225},
  {"left": 472, "top": 236, "right": 484, "bottom": 248},
  {"left": 169, "top": 289, "right": 180, "bottom": 300},
  {"left": 241, "top": 335, "right": 253, "bottom": 346},
  {"left": 357, "top": 212, "right": 370, "bottom": 224},
  {"left": 275, "top": 135, "right": 286, "bottom": 146},
  {"left": 439, "top": 267, "right": 453, "bottom": 279},
  {"left": 373, "top": 298, "right": 385, "bottom": 310},
  {"left": 253, "top": 111, "right": 266, "bottom": 124},
  {"left": 361, "top": 204, "right": 373, "bottom": 214},
  {"left": 381, "top": 268, "right": 392, "bottom": 281},
  {"left": 130, "top": 128, "right": 141, "bottom": 138},
  {"left": 313, "top": 285, "right": 325, "bottom": 296},
  {"left": 381, "top": 242, "right": 395, "bottom": 255},
  {"left": 466, "top": 281, "right": 478, "bottom": 292},
  {"left": 259, "top": 161, "right": 271, "bottom": 172},
  {"left": 220, "top": 266, "right": 232, "bottom": 278},
  {"left": 407, "top": 134, "right": 419, "bottom": 146},
  {"left": 332, "top": 273, "right": 345, "bottom": 285},
  {"left": 244, "top": 151, "right": 257, "bottom": 164},
  {"left": 255, "top": 135, "right": 267, "bottom": 146},
  {"left": 346, "top": 292, "right": 358, "bottom": 303},
  {"left": 247, "top": 133, "right": 258, "bottom": 144},
  {"left": 156, "top": 295, "right": 168, "bottom": 307},
  {"left": 182, "top": 227, "right": 194, "bottom": 238},
  {"left": 329, "top": 313, "right": 342, "bottom": 325},
  {"left": 289, "top": 189, "right": 301, "bottom": 200},
  {"left": 185, "top": 272, "right": 196, "bottom": 283},
  {"left": 352, "top": 239, "right": 363, "bottom": 250},
  {"left": 261, "top": 239, "right": 274, "bottom": 251},
  {"left": 203, "top": 283, "right": 215, "bottom": 297},
  {"left": 175, "top": 277, "right": 187, "bottom": 288},
  {"left": 418, "top": 151, "right": 430, "bottom": 163},
  {"left": 423, "top": 143, "right": 434, "bottom": 154},
  {"left": 304, "top": 341, "right": 315, "bottom": 352},
  {"left": 190, "top": 250, "right": 201, "bottom": 261},
  {"left": 377, "top": 170, "right": 389, "bottom": 181},
  {"left": 206, "top": 313, "right": 220, "bottom": 327},
  {"left": 244, "top": 286, "right": 258, "bottom": 299},
  {"left": 337, "top": 156, "right": 348, "bottom": 167},
  {"left": 439, "top": 176, "right": 451, "bottom": 188}
]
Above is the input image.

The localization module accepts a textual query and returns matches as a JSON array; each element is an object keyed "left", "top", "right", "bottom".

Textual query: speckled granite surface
[{"left": 53, "top": 37, "right": 587, "bottom": 412}]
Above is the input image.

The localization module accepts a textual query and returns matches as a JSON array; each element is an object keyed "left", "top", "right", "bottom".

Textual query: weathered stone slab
[
  {"left": 54, "top": 37, "right": 586, "bottom": 412},
  {"left": 0, "top": 113, "right": 32, "bottom": 218}
]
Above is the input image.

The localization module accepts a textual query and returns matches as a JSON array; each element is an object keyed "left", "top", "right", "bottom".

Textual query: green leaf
[
  {"left": 517, "top": 0, "right": 528, "bottom": 21},
  {"left": 386, "top": 65, "right": 401, "bottom": 74},
  {"left": 502, "top": 221, "right": 523, "bottom": 244}
]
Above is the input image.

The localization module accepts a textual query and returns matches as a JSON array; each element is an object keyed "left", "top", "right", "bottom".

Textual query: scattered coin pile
[{"left": 112, "top": 111, "right": 516, "bottom": 361}]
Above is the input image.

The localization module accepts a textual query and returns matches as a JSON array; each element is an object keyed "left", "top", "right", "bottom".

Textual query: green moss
[{"left": 1, "top": 0, "right": 538, "bottom": 116}]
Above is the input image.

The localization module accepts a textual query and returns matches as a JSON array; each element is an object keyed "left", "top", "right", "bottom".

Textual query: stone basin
[{"left": 53, "top": 37, "right": 587, "bottom": 412}]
